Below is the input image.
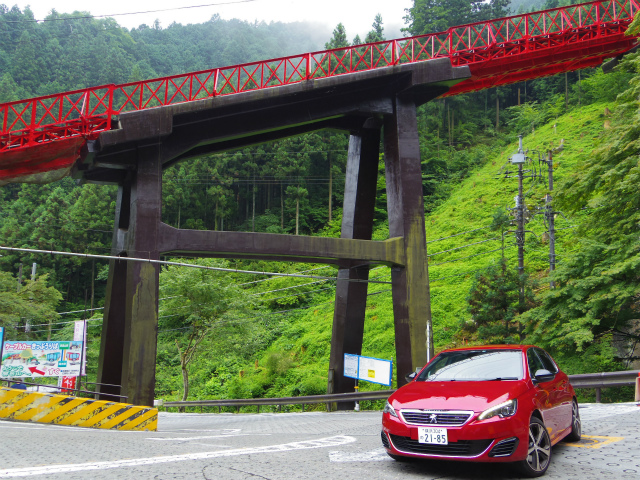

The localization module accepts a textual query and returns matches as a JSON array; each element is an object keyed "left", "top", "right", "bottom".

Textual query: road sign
[{"left": 343, "top": 354, "right": 393, "bottom": 386}]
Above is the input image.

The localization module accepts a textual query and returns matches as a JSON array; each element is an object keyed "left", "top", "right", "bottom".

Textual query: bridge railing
[
  {"left": 161, "top": 370, "right": 640, "bottom": 413},
  {"left": 1, "top": 0, "right": 638, "bottom": 153}
]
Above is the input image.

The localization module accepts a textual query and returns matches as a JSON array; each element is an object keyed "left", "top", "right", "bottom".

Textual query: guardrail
[
  {"left": 163, "top": 370, "right": 640, "bottom": 413},
  {"left": 0, "top": 378, "right": 127, "bottom": 401},
  {"left": 568, "top": 370, "right": 640, "bottom": 402},
  {"left": 161, "top": 390, "right": 394, "bottom": 413}
]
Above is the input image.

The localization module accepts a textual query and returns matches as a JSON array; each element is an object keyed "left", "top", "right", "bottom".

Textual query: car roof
[{"left": 437, "top": 344, "right": 533, "bottom": 354}]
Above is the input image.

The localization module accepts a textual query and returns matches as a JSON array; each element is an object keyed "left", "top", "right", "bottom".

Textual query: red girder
[{"left": 0, "top": 0, "right": 638, "bottom": 180}]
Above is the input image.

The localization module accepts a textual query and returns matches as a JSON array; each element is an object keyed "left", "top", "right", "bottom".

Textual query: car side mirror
[
  {"left": 533, "top": 369, "right": 555, "bottom": 383},
  {"left": 405, "top": 371, "right": 417, "bottom": 384}
]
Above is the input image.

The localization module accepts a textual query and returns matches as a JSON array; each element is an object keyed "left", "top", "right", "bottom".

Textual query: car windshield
[{"left": 416, "top": 350, "right": 524, "bottom": 381}]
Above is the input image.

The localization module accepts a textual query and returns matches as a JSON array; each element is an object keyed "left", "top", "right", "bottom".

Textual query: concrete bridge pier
[
  {"left": 328, "top": 126, "right": 381, "bottom": 405},
  {"left": 384, "top": 97, "right": 432, "bottom": 382},
  {"left": 328, "top": 97, "right": 432, "bottom": 407},
  {"left": 96, "top": 146, "right": 162, "bottom": 407}
]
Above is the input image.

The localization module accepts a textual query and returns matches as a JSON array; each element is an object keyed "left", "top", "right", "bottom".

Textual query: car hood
[{"left": 389, "top": 380, "right": 529, "bottom": 412}]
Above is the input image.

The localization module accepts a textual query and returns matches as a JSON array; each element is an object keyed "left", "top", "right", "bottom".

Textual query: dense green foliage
[{"left": 0, "top": 2, "right": 638, "bottom": 405}]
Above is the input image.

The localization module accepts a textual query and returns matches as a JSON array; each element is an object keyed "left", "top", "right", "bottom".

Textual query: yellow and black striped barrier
[{"left": 0, "top": 387, "right": 157, "bottom": 431}]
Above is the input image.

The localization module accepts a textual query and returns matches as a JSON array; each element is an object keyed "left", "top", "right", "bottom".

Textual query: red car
[{"left": 381, "top": 345, "right": 581, "bottom": 477}]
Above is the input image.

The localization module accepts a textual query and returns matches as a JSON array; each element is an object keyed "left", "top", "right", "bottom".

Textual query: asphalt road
[{"left": 0, "top": 402, "right": 638, "bottom": 479}]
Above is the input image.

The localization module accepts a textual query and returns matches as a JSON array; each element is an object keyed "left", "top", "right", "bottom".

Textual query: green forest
[{"left": 0, "top": 0, "right": 638, "bottom": 407}]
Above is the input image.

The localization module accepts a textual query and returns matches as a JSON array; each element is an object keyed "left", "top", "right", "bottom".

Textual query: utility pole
[
  {"left": 509, "top": 136, "right": 527, "bottom": 312},
  {"left": 25, "top": 263, "right": 37, "bottom": 334},
  {"left": 543, "top": 150, "right": 556, "bottom": 288},
  {"left": 17, "top": 263, "right": 23, "bottom": 292}
]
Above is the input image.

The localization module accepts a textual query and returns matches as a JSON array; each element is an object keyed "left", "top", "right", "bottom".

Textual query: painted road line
[
  {"left": 0, "top": 435, "right": 356, "bottom": 478},
  {"left": 147, "top": 433, "right": 272, "bottom": 441},
  {"left": 330, "top": 450, "right": 391, "bottom": 462},
  {"left": 564, "top": 435, "right": 625, "bottom": 449}
]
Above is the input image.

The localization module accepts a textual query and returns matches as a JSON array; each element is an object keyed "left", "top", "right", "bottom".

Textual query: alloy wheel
[{"left": 527, "top": 420, "right": 551, "bottom": 473}]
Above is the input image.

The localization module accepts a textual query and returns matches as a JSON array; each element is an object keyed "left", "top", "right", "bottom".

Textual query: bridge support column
[
  {"left": 328, "top": 127, "right": 381, "bottom": 407},
  {"left": 97, "top": 147, "right": 162, "bottom": 406},
  {"left": 384, "top": 97, "right": 432, "bottom": 385}
]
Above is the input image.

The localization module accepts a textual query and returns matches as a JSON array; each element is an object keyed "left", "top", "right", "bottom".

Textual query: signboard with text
[
  {"left": 1, "top": 341, "right": 83, "bottom": 378},
  {"left": 343, "top": 353, "right": 393, "bottom": 386}
]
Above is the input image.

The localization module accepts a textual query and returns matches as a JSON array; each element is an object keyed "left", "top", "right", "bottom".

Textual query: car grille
[
  {"left": 381, "top": 431, "right": 390, "bottom": 449},
  {"left": 399, "top": 410, "right": 473, "bottom": 426},
  {"left": 489, "top": 437, "right": 519, "bottom": 457},
  {"left": 389, "top": 434, "right": 492, "bottom": 457}
]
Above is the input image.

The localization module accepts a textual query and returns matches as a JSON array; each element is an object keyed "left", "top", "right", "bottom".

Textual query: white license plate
[{"left": 418, "top": 427, "right": 448, "bottom": 445}]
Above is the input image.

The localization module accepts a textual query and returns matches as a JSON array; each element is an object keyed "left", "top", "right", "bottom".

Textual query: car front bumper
[{"left": 381, "top": 411, "right": 529, "bottom": 462}]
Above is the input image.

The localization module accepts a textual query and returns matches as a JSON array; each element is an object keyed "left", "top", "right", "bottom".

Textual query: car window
[
  {"left": 416, "top": 350, "right": 523, "bottom": 381},
  {"left": 527, "top": 348, "right": 545, "bottom": 376},
  {"left": 534, "top": 348, "right": 558, "bottom": 373}
]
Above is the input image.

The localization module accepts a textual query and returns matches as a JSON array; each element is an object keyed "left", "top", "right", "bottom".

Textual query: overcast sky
[{"left": 12, "top": 0, "right": 414, "bottom": 40}]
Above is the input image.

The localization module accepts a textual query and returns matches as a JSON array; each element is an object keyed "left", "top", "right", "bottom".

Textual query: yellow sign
[{"left": 368, "top": 369, "right": 375, "bottom": 378}]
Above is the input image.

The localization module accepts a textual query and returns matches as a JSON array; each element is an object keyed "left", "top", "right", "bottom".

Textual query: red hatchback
[{"left": 381, "top": 345, "right": 581, "bottom": 477}]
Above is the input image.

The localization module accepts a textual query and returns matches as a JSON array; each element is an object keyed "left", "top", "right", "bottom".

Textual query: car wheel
[
  {"left": 516, "top": 416, "right": 552, "bottom": 478},
  {"left": 564, "top": 400, "right": 581, "bottom": 442}
]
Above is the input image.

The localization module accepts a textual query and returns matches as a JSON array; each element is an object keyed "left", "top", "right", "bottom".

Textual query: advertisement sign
[
  {"left": 343, "top": 353, "right": 393, "bottom": 386},
  {"left": 0, "top": 341, "right": 83, "bottom": 378}
]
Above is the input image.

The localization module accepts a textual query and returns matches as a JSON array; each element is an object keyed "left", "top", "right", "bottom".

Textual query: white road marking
[
  {"left": 0, "top": 435, "right": 357, "bottom": 478},
  {"left": 147, "top": 433, "right": 271, "bottom": 441},
  {"left": 329, "top": 449, "right": 391, "bottom": 462}
]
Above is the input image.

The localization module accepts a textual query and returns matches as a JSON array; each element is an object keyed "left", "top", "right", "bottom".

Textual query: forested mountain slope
[{"left": 0, "top": 3, "right": 638, "bottom": 405}]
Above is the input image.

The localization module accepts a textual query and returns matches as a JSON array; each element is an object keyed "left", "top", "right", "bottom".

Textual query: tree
[
  {"left": 325, "top": 23, "right": 349, "bottom": 50},
  {"left": 365, "top": 14, "right": 385, "bottom": 43},
  {"left": 0, "top": 271, "right": 62, "bottom": 341},
  {"left": 158, "top": 259, "right": 254, "bottom": 402},
  {"left": 490, "top": 207, "right": 512, "bottom": 260},
  {"left": 465, "top": 258, "right": 532, "bottom": 343},
  {"left": 0, "top": 72, "right": 20, "bottom": 103},
  {"left": 520, "top": 47, "right": 640, "bottom": 357},
  {"left": 286, "top": 185, "right": 309, "bottom": 235},
  {"left": 404, "top": 0, "right": 510, "bottom": 36}
]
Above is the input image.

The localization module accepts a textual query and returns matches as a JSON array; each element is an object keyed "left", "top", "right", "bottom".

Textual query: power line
[
  {"left": 429, "top": 247, "right": 504, "bottom": 266},
  {"left": 426, "top": 226, "right": 492, "bottom": 244},
  {"left": 0, "top": 245, "right": 391, "bottom": 284},
  {"left": 427, "top": 237, "right": 499, "bottom": 257},
  {"left": 1, "top": 1, "right": 259, "bottom": 24}
]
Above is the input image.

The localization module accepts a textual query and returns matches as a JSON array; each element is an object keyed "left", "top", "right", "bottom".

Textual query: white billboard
[{"left": 343, "top": 353, "right": 393, "bottom": 386}]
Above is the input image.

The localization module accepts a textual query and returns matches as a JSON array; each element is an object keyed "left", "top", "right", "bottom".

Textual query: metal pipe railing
[{"left": 162, "top": 370, "right": 640, "bottom": 412}]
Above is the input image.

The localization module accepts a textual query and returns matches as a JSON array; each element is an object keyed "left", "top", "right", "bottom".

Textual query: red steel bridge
[{"left": 0, "top": 0, "right": 638, "bottom": 183}]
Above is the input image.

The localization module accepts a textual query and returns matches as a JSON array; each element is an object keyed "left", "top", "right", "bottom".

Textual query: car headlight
[
  {"left": 383, "top": 401, "right": 398, "bottom": 418},
  {"left": 478, "top": 399, "right": 517, "bottom": 420}
]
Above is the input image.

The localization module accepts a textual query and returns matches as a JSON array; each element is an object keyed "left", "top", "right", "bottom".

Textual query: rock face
[{"left": 612, "top": 322, "right": 640, "bottom": 369}]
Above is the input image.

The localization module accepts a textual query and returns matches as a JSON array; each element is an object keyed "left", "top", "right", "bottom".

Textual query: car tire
[
  {"left": 516, "top": 416, "right": 552, "bottom": 478},
  {"left": 564, "top": 399, "right": 581, "bottom": 442}
]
